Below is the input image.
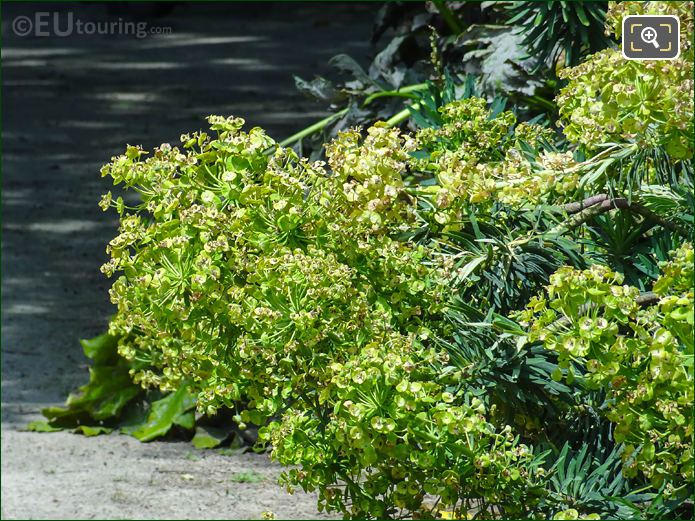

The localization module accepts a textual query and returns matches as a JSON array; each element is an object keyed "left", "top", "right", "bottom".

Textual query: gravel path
[{"left": 1, "top": 3, "right": 374, "bottom": 518}]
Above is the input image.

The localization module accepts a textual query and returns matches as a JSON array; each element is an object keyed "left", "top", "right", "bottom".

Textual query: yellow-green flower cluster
[
  {"left": 324, "top": 122, "right": 416, "bottom": 233},
  {"left": 415, "top": 98, "right": 516, "bottom": 164},
  {"left": 517, "top": 244, "right": 694, "bottom": 491},
  {"left": 263, "top": 337, "right": 545, "bottom": 518},
  {"left": 553, "top": 509, "right": 601, "bottom": 520},
  {"left": 557, "top": 2, "right": 694, "bottom": 158},
  {"left": 412, "top": 98, "right": 579, "bottom": 217}
]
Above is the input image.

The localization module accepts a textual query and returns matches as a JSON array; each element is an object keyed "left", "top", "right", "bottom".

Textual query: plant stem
[
  {"left": 277, "top": 107, "right": 349, "bottom": 148},
  {"left": 278, "top": 84, "right": 428, "bottom": 148},
  {"left": 549, "top": 197, "right": 680, "bottom": 234},
  {"left": 559, "top": 194, "right": 611, "bottom": 214},
  {"left": 522, "top": 94, "right": 557, "bottom": 113},
  {"left": 385, "top": 104, "right": 420, "bottom": 127},
  {"left": 363, "top": 83, "right": 428, "bottom": 106}
]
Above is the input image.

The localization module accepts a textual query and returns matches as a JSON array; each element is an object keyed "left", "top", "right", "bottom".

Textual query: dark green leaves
[
  {"left": 44, "top": 365, "right": 140, "bottom": 424},
  {"left": 542, "top": 443, "right": 636, "bottom": 519},
  {"left": 31, "top": 334, "right": 223, "bottom": 445},
  {"left": 505, "top": 1, "right": 611, "bottom": 70}
]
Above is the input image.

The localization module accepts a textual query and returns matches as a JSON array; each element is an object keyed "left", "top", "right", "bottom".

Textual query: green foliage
[
  {"left": 41, "top": 334, "right": 141, "bottom": 428},
  {"left": 93, "top": 83, "right": 691, "bottom": 516},
  {"left": 51, "top": 1, "right": 693, "bottom": 519},
  {"left": 542, "top": 443, "right": 632, "bottom": 519},
  {"left": 99, "top": 112, "right": 549, "bottom": 517},
  {"left": 557, "top": 2, "right": 694, "bottom": 159},
  {"left": 264, "top": 340, "right": 546, "bottom": 518},
  {"left": 505, "top": 1, "right": 612, "bottom": 70},
  {"left": 100, "top": 118, "right": 448, "bottom": 424},
  {"left": 192, "top": 424, "right": 235, "bottom": 449},
  {"left": 26, "top": 420, "right": 63, "bottom": 433},
  {"left": 35, "top": 333, "right": 234, "bottom": 445},
  {"left": 517, "top": 244, "right": 694, "bottom": 496},
  {"left": 123, "top": 383, "right": 196, "bottom": 442},
  {"left": 287, "top": 2, "right": 561, "bottom": 156},
  {"left": 411, "top": 97, "right": 577, "bottom": 211}
]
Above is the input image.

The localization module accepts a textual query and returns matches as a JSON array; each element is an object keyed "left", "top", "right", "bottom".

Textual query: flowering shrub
[
  {"left": 45, "top": 1, "right": 693, "bottom": 519},
  {"left": 95, "top": 60, "right": 691, "bottom": 516},
  {"left": 100, "top": 117, "right": 448, "bottom": 414},
  {"left": 97, "top": 112, "right": 557, "bottom": 518}
]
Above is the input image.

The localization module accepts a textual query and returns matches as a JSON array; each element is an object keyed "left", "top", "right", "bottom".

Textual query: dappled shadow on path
[{"left": 1, "top": 2, "right": 376, "bottom": 425}]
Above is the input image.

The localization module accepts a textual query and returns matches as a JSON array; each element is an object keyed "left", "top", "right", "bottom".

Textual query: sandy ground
[{"left": 1, "top": 3, "right": 375, "bottom": 518}]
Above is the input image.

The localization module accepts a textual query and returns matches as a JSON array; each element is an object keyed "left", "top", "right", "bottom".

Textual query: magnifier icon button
[{"left": 641, "top": 26, "right": 660, "bottom": 48}]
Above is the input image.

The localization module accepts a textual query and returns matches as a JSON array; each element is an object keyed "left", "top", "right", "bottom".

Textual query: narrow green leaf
[
  {"left": 575, "top": 4, "right": 591, "bottom": 26},
  {"left": 457, "top": 255, "right": 487, "bottom": 282}
]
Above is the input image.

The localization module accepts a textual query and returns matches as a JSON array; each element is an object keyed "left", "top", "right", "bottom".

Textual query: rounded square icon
[{"left": 622, "top": 15, "right": 680, "bottom": 60}]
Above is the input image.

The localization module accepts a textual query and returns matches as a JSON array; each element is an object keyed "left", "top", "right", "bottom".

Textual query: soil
[{"left": 1, "top": 3, "right": 376, "bottom": 518}]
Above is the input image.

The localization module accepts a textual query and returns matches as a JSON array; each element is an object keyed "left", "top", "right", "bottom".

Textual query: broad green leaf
[
  {"left": 191, "top": 424, "right": 234, "bottom": 449},
  {"left": 129, "top": 383, "right": 196, "bottom": 442},
  {"left": 174, "top": 411, "right": 195, "bottom": 430},
  {"left": 80, "top": 333, "right": 119, "bottom": 365},
  {"left": 43, "top": 364, "right": 141, "bottom": 424},
  {"left": 26, "top": 420, "right": 63, "bottom": 432},
  {"left": 74, "top": 425, "right": 112, "bottom": 436}
]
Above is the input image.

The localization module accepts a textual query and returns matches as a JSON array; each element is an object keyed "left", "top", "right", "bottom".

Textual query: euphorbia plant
[
  {"left": 40, "top": 1, "right": 694, "bottom": 519},
  {"left": 98, "top": 113, "right": 550, "bottom": 518}
]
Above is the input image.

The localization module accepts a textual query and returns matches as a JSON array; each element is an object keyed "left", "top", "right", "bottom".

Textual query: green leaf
[
  {"left": 73, "top": 425, "right": 113, "bottom": 436},
  {"left": 80, "top": 333, "right": 119, "bottom": 365},
  {"left": 128, "top": 383, "right": 196, "bottom": 442},
  {"left": 174, "top": 411, "right": 195, "bottom": 430},
  {"left": 574, "top": 4, "right": 590, "bottom": 26},
  {"left": 26, "top": 420, "right": 63, "bottom": 432},
  {"left": 43, "top": 364, "right": 141, "bottom": 425},
  {"left": 191, "top": 424, "right": 234, "bottom": 449},
  {"left": 457, "top": 255, "right": 487, "bottom": 282},
  {"left": 276, "top": 214, "right": 296, "bottom": 232},
  {"left": 491, "top": 313, "right": 526, "bottom": 336},
  {"left": 551, "top": 367, "right": 563, "bottom": 382}
]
